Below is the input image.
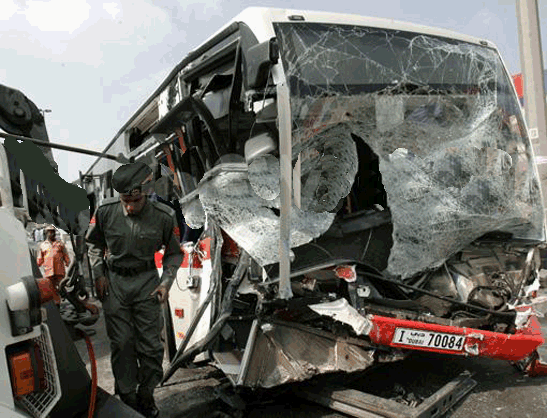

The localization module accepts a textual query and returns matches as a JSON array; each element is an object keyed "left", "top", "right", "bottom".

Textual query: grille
[{"left": 16, "top": 324, "right": 62, "bottom": 418}]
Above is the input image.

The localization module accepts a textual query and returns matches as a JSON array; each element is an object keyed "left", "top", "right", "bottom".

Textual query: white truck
[
  {"left": 0, "top": 84, "right": 142, "bottom": 418},
  {"left": 0, "top": 143, "right": 62, "bottom": 418}
]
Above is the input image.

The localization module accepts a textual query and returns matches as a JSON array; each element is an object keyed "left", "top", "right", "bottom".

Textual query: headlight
[{"left": 6, "top": 276, "right": 55, "bottom": 336}]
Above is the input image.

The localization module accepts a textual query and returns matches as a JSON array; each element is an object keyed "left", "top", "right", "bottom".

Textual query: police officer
[{"left": 85, "top": 162, "right": 183, "bottom": 418}]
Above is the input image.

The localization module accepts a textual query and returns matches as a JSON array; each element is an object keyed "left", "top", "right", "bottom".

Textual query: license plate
[{"left": 393, "top": 328, "right": 466, "bottom": 351}]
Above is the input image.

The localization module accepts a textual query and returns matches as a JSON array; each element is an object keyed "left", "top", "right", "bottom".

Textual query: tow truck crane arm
[
  {"left": 0, "top": 84, "right": 116, "bottom": 324},
  {"left": 0, "top": 84, "right": 127, "bottom": 236},
  {"left": 0, "top": 84, "right": 58, "bottom": 171},
  {"left": 0, "top": 131, "right": 128, "bottom": 162}
]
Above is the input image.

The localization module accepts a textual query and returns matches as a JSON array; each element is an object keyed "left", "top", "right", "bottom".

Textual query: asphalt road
[
  {"left": 70, "top": 299, "right": 223, "bottom": 418},
  {"left": 70, "top": 296, "right": 547, "bottom": 418}
]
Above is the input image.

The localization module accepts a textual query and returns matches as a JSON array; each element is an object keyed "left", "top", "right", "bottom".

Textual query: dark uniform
[{"left": 85, "top": 163, "right": 182, "bottom": 417}]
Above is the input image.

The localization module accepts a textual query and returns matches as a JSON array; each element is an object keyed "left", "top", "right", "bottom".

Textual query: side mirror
[{"left": 245, "top": 38, "right": 279, "bottom": 89}]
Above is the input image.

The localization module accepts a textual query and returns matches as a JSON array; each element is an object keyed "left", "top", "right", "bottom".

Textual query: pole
[
  {"left": 516, "top": 0, "right": 547, "bottom": 217},
  {"left": 0, "top": 132, "right": 127, "bottom": 162},
  {"left": 277, "top": 83, "right": 293, "bottom": 300}
]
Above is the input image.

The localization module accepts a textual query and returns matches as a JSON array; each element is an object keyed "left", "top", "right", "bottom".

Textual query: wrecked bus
[{"left": 81, "top": 7, "right": 547, "bottom": 389}]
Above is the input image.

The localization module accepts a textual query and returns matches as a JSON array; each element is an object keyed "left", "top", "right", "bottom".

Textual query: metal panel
[{"left": 239, "top": 321, "right": 375, "bottom": 388}]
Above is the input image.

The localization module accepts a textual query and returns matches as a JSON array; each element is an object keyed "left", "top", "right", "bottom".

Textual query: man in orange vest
[{"left": 37, "top": 225, "right": 70, "bottom": 305}]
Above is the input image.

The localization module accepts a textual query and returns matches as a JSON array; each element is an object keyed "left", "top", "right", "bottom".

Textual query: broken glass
[
  {"left": 274, "top": 22, "right": 544, "bottom": 279},
  {"left": 297, "top": 123, "right": 359, "bottom": 213},
  {"left": 197, "top": 166, "right": 334, "bottom": 266},
  {"left": 181, "top": 196, "right": 206, "bottom": 229},
  {"left": 248, "top": 154, "right": 280, "bottom": 200}
]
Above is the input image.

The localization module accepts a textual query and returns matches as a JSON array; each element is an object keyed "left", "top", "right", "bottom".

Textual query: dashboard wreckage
[{"left": 78, "top": 8, "right": 547, "bottom": 390}]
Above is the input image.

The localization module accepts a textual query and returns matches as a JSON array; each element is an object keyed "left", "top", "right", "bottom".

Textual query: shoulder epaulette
[
  {"left": 98, "top": 197, "right": 119, "bottom": 207},
  {"left": 151, "top": 200, "right": 176, "bottom": 217}
]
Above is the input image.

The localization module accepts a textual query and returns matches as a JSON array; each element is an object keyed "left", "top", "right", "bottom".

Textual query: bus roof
[
  {"left": 85, "top": 7, "right": 497, "bottom": 175},
  {"left": 222, "top": 7, "right": 494, "bottom": 48}
]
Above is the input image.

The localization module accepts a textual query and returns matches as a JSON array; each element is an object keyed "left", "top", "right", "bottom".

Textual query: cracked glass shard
[
  {"left": 248, "top": 154, "right": 280, "bottom": 200},
  {"left": 197, "top": 168, "right": 334, "bottom": 266},
  {"left": 298, "top": 124, "right": 359, "bottom": 213},
  {"left": 274, "top": 22, "right": 544, "bottom": 279},
  {"left": 181, "top": 197, "right": 206, "bottom": 229}
]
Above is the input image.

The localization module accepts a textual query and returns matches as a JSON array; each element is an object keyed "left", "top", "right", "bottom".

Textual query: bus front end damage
[{"left": 163, "top": 22, "right": 547, "bottom": 388}]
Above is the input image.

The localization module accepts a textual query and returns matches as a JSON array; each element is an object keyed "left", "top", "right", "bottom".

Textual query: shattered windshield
[{"left": 274, "top": 22, "right": 545, "bottom": 279}]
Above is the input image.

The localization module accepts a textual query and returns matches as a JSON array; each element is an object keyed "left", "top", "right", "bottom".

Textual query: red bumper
[{"left": 368, "top": 314, "right": 544, "bottom": 361}]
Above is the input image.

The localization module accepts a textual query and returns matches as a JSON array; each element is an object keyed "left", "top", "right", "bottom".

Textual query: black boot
[
  {"left": 137, "top": 388, "right": 159, "bottom": 418},
  {"left": 119, "top": 392, "right": 139, "bottom": 412}
]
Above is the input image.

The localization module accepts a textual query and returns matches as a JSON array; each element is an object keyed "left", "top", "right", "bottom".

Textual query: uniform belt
[{"left": 108, "top": 260, "right": 156, "bottom": 276}]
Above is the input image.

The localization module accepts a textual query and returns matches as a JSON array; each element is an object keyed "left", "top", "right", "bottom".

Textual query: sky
[{"left": 1, "top": 0, "right": 546, "bottom": 182}]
